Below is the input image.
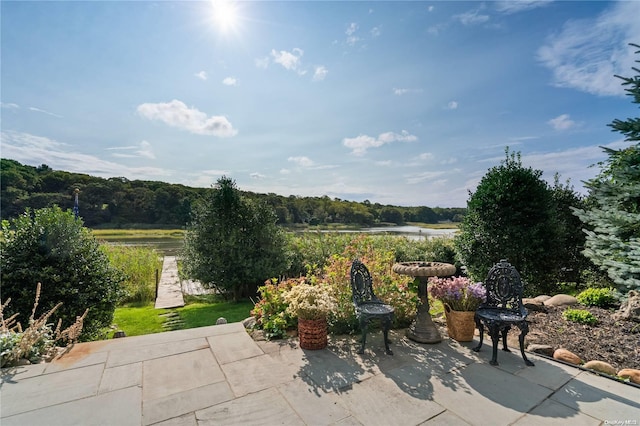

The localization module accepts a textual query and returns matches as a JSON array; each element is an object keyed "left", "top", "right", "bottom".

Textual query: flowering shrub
[
  {"left": 251, "top": 278, "right": 298, "bottom": 340},
  {"left": 428, "top": 276, "right": 486, "bottom": 311},
  {"left": 284, "top": 281, "right": 336, "bottom": 320}
]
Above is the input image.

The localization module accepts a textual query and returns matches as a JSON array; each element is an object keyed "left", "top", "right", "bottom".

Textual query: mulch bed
[{"left": 519, "top": 306, "right": 639, "bottom": 371}]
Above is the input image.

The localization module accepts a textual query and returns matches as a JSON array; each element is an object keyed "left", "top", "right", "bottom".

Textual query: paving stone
[
  {"left": 550, "top": 371, "right": 640, "bottom": 421},
  {"left": 143, "top": 382, "right": 234, "bottom": 425},
  {"left": 419, "top": 411, "right": 471, "bottom": 425},
  {"left": 513, "top": 398, "right": 601, "bottom": 425},
  {"left": 0, "top": 362, "right": 47, "bottom": 382},
  {"left": 335, "top": 374, "right": 446, "bottom": 425},
  {"left": 142, "top": 349, "right": 225, "bottom": 401},
  {"left": 99, "top": 361, "right": 142, "bottom": 394},
  {"left": 150, "top": 412, "right": 197, "bottom": 426},
  {"left": 277, "top": 378, "right": 351, "bottom": 424},
  {"left": 207, "top": 330, "right": 263, "bottom": 364},
  {"left": 1, "top": 385, "right": 140, "bottom": 426},
  {"left": 298, "top": 347, "right": 375, "bottom": 393},
  {"left": 429, "top": 362, "right": 552, "bottom": 425},
  {"left": 221, "top": 353, "right": 297, "bottom": 397},
  {"left": 196, "top": 387, "right": 305, "bottom": 425},
  {"left": 1, "top": 363, "right": 104, "bottom": 417},
  {"left": 107, "top": 337, "right": 210, "bottom": 368},
  {"left": 514, "top": 355, "right": 579, "bottom": 391},
  {"left": 45, "top": 347, "right": 108, "bottom": 373}
]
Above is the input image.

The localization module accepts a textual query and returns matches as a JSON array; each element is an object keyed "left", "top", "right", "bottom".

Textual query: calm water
[{"left": 98, "top": 226, "right": 457, "bottom": 255}]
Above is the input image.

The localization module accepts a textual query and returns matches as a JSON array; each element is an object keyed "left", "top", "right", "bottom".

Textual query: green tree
[
  {"left": 1, "top": 206, "right": 124, "bottom": 340},
  {"left": 182, "top": 177, "right": 288, "bottom": 301},
  {"left": 454, "top": 149, "right": 563, "bottom": 294},
  {"left": 573, "top": 44, "right": 640, "bottom": 294}
]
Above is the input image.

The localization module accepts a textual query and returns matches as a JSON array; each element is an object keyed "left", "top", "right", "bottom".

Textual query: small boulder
[
  {"left": 533, "top": 295, "right": 552, "bottom": 303},
  {"left": 583, "top": 360, "right": 616, "bottom": 376},
  {"left": 216, "top": 317, "right": 228, "bottom": 325},
  {"left": 553, "top": 348, "right": 582, "bottom": 365},
  {"left": 242, "top": 316, "right": 256, "bottom": 329},
  {"left": 527, "top": 344, "right": 554, "bottom": 357},
  {"left": 617, "top": 368, "right": 640, "bottom": 384},
  {"left": 612, "top": 290, "right": 640, "bottom": 322},
  {"left": 544, "top": 294, "right": 578, "bottom": 308},
  {"left": 522, "top": 298, "right": 547, "bottom": 312}
]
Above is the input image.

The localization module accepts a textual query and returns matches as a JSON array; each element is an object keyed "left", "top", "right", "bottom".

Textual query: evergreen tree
[
  {"left": 573, "top": 43, "right": 640, "bottom": 294},
  {"left": 182, "top": 177, "right": 288, "bottom": 301}
]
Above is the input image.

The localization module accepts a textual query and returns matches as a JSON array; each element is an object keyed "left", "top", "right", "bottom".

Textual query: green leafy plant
[
  {"left": 251, "top": 278, "right": 298, "bottom": 339},
  {"left": 102, "top": 245, "right": 162, "bottom": 304},
  {"left": 562, "top": 308, "right": 598, "bottom": 326},
  {"left": 576, "top": 288, "right": 617, "bottom": 308}
]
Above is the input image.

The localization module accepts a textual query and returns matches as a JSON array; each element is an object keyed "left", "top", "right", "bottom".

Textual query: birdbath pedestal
[{"left": 392, "top": 261, "right": 456, "bottom": 344}]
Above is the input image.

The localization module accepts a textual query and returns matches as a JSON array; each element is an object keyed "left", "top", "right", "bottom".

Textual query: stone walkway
[
  {"left": 154, "top": 256, "right": 184, "bottom": 309},
  {"left": 1, "top": 323, "right": 638, "bottom": 425}
]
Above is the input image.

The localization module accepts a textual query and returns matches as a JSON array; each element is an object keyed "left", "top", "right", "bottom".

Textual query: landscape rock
[
  {"left": 522, "top": 298, "right": 547, "bottom": 312},
  {"left": 617, "top": 368, "right": 640, "bottom": 384},
  {"left": 612, "top": 290, "right": 640, "bottom": 322},
  {"left": 553, "top": 348, "right": 582, "bottom": 365},
  {"left": 544, "top": 294, "right": 578, "bottom": 307},
  {"left": 533, "top": 295, "right": 552, "bottom": 303},
  {"left": 526, "top": 344, "right": 554, "bottom": 357},
  {"left": 216, "top": 317, "right": 228, "bottom": 325},
  {"left": 242, "top": 316, "right": 256, "bottom": 329},
  {"left": 583, "top": 360, "right": 616, "bottom": 376}
]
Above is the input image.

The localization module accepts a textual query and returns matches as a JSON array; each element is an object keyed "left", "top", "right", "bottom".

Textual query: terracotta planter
[
  {"left": 444, "top": 304, "right": 476, "bottom": 342},
  {"left": 298, "top": 317, "right": 328, "bottom": 350}
]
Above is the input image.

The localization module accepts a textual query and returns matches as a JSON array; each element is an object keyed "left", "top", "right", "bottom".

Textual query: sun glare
[{"left": 211, "top": 0, "right": 239, "bottom": 34}]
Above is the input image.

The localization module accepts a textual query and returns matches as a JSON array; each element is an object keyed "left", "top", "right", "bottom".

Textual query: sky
[{"left": 1, "top": 1, "right": 639, "bottom": 208}]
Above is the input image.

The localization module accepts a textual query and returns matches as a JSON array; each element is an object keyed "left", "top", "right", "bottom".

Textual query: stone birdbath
[{"left": 392, "top": 261, "right": 456, "bottom": 344}]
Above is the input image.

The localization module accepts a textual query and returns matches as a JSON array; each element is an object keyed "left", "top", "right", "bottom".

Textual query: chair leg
[
  {"left": 501, "top": 326, "right": 511, "bottom": 352},
  {"left": 489, "top": 325, "right": 500, "bottom": 365},
  {"left": 358, "top": 318, "right": 368, "bottom": 354},
  {"left": 383, "top": 317, "right": 393, "bottom": 355},
  {"left": 518, "top": 324, "right": 534, "bottom": 366},
  {"left": 473, "top": 318, "right": 484, "bottom": 352}
]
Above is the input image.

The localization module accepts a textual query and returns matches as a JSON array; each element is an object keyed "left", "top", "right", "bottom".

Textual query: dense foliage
[
  {"left": 0, "top": 206, "right": 124, "bottom": 340},
  {"left": 182, "top": 177, "right": 289, "bottom": 301},
  {"left": 0, "top": 159, "right": 465, "bottom": 228},
  {"left": 102, "top": 245, "right": 162, "bottom": 304},
  {"left": 573, "top": 44, "right": 640, "bottom": 294},
  {"left": 454, "top": 149, "right": 583, "bottom": 295}
]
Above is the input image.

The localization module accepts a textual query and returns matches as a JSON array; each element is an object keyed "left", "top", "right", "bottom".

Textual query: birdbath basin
[{"left": 392, "top": 261, "right": 456, "bottom": 344}]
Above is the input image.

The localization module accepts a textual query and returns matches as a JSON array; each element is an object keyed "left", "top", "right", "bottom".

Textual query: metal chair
[
  {"left": 473, "top": 259, "right": 534, "bottom": 366},
  {"left": 350, "top": 259, "right": 394, "bottom": 355}
]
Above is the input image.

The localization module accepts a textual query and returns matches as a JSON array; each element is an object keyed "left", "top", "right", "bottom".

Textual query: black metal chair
[
  {"left": 473, "top": 259, "right": 534, "bottom": 366},
  {"left": 350, "top": 259, "right": 394, "bottom": 355}
]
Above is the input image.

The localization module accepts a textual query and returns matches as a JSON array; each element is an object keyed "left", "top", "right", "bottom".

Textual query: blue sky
[{"left": 1, "top": 1, "right": 639, "bottom": 207}]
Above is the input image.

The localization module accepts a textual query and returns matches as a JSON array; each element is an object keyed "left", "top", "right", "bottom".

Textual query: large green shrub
[
  {"left": 182, "top": 177, "right": 288, "bottom": 301},
  {"left": 454, "top": 149, "right": 577, "bottom": 295},
  {"left": 576, "top": 287, "right": 617, "bottom": 308},
  {"left": 0, "top": 206, "right": 124, "bottom": 340}
]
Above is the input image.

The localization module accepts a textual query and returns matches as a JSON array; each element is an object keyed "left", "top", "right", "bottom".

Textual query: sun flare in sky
[{"left": 211, "top": 0, "right": 240, "bottom": 34}]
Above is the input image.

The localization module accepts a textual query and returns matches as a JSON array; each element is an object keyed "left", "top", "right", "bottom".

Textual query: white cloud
[
  {"left": 195, "top": 71, "right": 207, "bottom": 80},
  {"left": 1, "top": 102, "right": 19, "bottom": 109},
  {"left": 28, "top": 106, "right": 63, "bottom": 118},
  {"left": 447, "top": 101, "right": 458, "bottom": 110},
  {"left": 537, "top": 1, "right": 640, "bottom": 96},
  {"left": 495, "top": 0, "right": 552, "bottom": 15},
  {"left": 250, "top": 172, "right": 265, "bottom": 179},
  {"left": 288, "top": 156, "right": 315, "bottom": 167},
  {"left": 137, "top": 99, "right": 237, "bottom": 137},
  {"left": 222, "top": 77, "right": 237, "bottom": 86},
  {"left": 428, "top": 6, "right": 434, "bottom": 12},
  {"left": 343, "top": 130, "right": 417, "bottom": 156},
  {"left": 271, "top": 48, "right": 304, "bottom": 71},
  {"left": 419, "top": 152, "right": 434, "bottom": 160},
  {"left": 370, "top": 27, "right": 381, "bottom": 38},
  {"left": 280, "top": 168, "right": 291, "bottom": 174},
  {"left": 108, "top": 140, "right": 156, "bottom": 159},
  {"left": 0, "top": 130, "right": 168, "bottom": 179},
  {"left": 393, "top": 88, "right": 423, "bottom": 96},
  {"left": 346, "top": 23, "right": 358, "bottom": 36},
  {"left": 406, "top": 171, "right": 447, "bottom": 185},
  {"left": 313, "top": 66, "right": 328, "bottom": 81},
  {"left": 454, "top": 8, "right": 490, "bottom": 26},
  {"left": 548, "top": 114, "right": 575, "bottom": 130}
]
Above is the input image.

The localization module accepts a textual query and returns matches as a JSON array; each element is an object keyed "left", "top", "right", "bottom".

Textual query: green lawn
[{"left": 110, "top": 299, "right": 254, "bottom": 337}]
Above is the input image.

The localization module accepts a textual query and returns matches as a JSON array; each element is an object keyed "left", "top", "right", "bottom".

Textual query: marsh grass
[
  {"left": 102, "top": 245, "right": 163, "bottom": 304},
  {"left": 92, "top": 229, "right": 184, "bottom": 239}
]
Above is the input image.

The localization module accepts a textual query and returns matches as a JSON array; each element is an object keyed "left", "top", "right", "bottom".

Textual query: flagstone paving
[{"left": 1, "top": 322, "right": 639, "bottom": 425}]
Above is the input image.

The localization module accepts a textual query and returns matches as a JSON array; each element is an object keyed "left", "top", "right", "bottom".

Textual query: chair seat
[
  {"left": 476, "top": 308, "right": 525, "bottom": 323},
  {"left": 358, "top": 303, "right": 394, "bottom": 316}
]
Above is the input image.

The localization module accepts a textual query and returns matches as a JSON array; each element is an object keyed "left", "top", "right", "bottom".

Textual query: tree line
[{"left": 0, "top": 159, "right": 465, "bottom": 228}]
